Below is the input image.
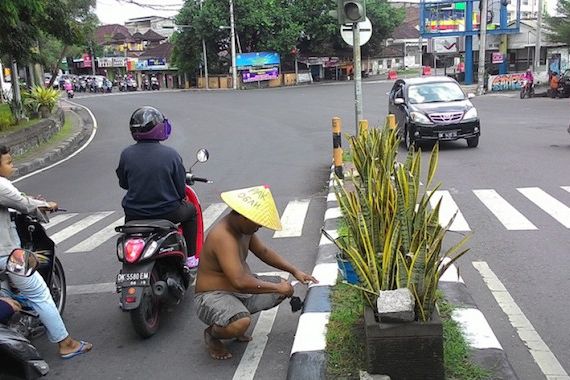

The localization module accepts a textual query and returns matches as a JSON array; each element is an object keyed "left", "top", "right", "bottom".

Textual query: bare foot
[
  {"left": 235, "top": 335, "right": 252, "bottom": 342},
  {"left": 204, "top": 327, "right": 232, "bottom": 360}
]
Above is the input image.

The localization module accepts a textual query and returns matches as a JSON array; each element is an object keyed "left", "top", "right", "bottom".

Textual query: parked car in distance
[{"left": 388, "top": 76, "right": 480, "bottom": 149}]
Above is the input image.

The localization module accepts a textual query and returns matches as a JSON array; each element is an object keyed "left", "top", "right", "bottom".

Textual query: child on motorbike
[
  {"left": 0, "top": 145, "right": 92, "bottom": 359},
  {"left": 116, "top": 106, "right": 199, "bottom": 267}
]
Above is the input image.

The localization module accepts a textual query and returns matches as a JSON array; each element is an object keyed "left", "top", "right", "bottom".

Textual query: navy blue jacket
[{"left": 116, "top": 141, "right": 186, "bottom": 217}]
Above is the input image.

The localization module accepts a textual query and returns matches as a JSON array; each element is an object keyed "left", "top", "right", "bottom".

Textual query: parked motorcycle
[
  {"left": 142, "top": 78, "right": 150, "bottom": 91},
  {"left": 115, "top": 149, "right": 211, "bottom": 338},
  {"left": 150, "top": 77, "right": 160, "bottom": 91},
  {"left": 520, "top": 79, "right": 534, "bottom": 99},
  {"left": 0, "top": 249, "right": 50, "bottom": 379}
]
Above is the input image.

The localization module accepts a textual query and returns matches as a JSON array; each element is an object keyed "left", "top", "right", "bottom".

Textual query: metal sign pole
[
  {"left": 477, "top": 0, "right": 488, "bottom": 95},
  {"left": 353, "top": 22, "right": 363, "bottom": 133}
]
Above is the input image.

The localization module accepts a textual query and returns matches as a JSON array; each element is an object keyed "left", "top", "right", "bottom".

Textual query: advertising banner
[
  {"left": 236, "top": 52, "right": 280, "bottom": 70},
  {"left": 242, "top": 67, "right": 279, "bottom": 83},
  {"left": 82, "top": 54, "right": 92, "bottom": 68}
]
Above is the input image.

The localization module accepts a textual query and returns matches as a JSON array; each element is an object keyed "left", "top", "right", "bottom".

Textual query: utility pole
[
  {"left": 534, "top": 0, "right": 543, "bottom": 71},
  {"left": 477, "top": 0, "right": 488, "bottom": 95},
  {"left": 199, "top": 0, "right": 209, "bottom": 90},
  {"left": 418, "top": 36, "right": 423, "bottom": 76},
  {"left": 229, "top": 0, "right": 238, "bottom": 90},
  {"left": 353, "top": 22, "right": 363, "bottom": 132}
]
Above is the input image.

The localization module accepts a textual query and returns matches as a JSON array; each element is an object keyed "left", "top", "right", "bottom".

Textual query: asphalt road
[{"left": 13, "top": 81, "right": 570, "bottom": 380}]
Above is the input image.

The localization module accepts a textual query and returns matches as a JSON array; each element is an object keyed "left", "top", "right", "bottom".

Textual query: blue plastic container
[{"left": 337, "top": 258, "right": 359, "bottom": 284}]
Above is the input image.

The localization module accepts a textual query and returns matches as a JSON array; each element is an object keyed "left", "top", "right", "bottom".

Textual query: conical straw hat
[{"left": 221, "top": 185, "right": 282, "bottom": 231}]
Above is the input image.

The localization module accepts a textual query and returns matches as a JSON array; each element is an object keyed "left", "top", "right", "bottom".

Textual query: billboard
[
  {"left": 242, "top": 67, "right": 279, "bottom": 83},
  {"left": 236, "top": 52, "right": 280, "bottom": 70}
]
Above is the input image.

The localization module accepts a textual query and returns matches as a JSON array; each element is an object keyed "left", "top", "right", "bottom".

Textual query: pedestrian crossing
[{"left": 39, "top": 187, "right": 570, "bottom": 254}]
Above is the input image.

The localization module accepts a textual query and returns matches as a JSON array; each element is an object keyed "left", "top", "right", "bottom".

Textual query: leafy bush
[
  {"left": 330, "top": 126, "right": 471, "bottom": 322},
  {"left": 0, "top": 112, "right": 15, "bottom": 131},
  {"left": 24, "top": 86, "right": 60, "bottom": 117}
]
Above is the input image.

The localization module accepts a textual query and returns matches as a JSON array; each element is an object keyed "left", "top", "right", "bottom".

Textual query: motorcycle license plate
[
  {"left": 117, "top": 272, "right": 150, "bottom": 286},
  {"left": 438, "top": 131, "right": 457, "bottom": 139}
]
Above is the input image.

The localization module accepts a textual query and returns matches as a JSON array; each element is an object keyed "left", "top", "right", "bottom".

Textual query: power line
[{"left": 116, "top": 0, "right": 183, "bottom": 11}]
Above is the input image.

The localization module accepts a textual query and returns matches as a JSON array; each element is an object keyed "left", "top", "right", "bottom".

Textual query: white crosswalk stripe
[
  {"left": 518, "top": 187, "right": 570, "bottom": 228},
  {"left": 473, "top": 189, "right": 537, "bottom": 230},
  {"left": 66, "top": 216, "right": 124, "bottom": 253},
  {"left": 273, "top": 199, "right": 311, "bottom": 238},
  {"left": 429, "top": 190, "right": 471, "bottom": 231},
  {"left": 42, "top": 188, "right": 570, "bottom": 255},
  {"left": 203, "top": 203, "right": 228, "bottom": 231},
  {"left": 45, "top": 213, "right": 78, "bottom": 230},
  {"left": 50, "top": 212, "right": 114, "bottom": 245}
]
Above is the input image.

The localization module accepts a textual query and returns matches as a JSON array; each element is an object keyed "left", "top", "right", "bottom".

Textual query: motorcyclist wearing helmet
[{"left": 116, "top": 106, "right": 198, "bottom": 266}]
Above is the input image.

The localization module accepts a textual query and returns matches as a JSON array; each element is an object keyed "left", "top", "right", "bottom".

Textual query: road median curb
[
  {"left": 13, "top": 103, "right": 95, "bottom": 180},
  {"left": 287, "top": 166, "right": 518, "bottom": 380}
]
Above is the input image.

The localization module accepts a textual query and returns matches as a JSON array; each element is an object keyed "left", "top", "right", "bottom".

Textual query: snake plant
[{"left": 331, "top": 126, "right": 471, "bottom": 322}]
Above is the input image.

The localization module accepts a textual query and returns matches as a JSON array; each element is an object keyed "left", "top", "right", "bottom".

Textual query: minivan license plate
[
  {"left": 117, "top": 272, "right": 150, "bottom": 286},
  {"left": 439, "top": 131, "right": 457, "bottom": 139}
]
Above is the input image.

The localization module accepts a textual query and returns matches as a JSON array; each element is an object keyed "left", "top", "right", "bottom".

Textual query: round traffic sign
[{"left": 340, "top": 17, "right": 372, "bottom": 47}]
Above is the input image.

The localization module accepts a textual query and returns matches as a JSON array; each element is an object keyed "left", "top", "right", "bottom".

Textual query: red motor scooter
[{"left": 114, "top": 148, "right": 211, "bottom": 338}]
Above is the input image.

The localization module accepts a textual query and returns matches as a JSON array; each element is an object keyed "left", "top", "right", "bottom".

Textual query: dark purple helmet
[{"left": 129, "top": 106, "right": 171, "bottom": 141}]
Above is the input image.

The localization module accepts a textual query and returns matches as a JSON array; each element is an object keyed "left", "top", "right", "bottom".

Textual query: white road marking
[
  {"left": 438, "top": 258, "right": 463, "bottom": 283},
  {"left": 273, "top": 200, "right": 310, "bottom": 238},
  {"left": 561, "top": 186, "right": 570, "bottom": 194},
  {"left": 451, "top": 308, "right": 502, "bottom": 349},
  {"left": 518, "top": 187, "right": 570, "bottom": 228},
  {"left": 66, "top": 216, "right": 124, "bottom": 253},
  {"left": 44, "top": 213, "right": 78, "bottom": 230},
  {"left": 310, "top": 262, "right": 339, "bottom": 287},
  {"left": 319, "top": 230, "right": 338, "bottom": 246},
  {"left": 429, "top": 190, "right": 470, "bottom": 231},
  {"left": 324, "top": 207, "right": 342, "bottom": 221},
  {"left": 50, "top": 212, "right": 114, "bottom": 245},
  {"left": 473, "top": 189, "right": 537, "bottom": 230},
  {"left": 68, "top": 282, "right": 115, "bottom": 295},
  {"left": 326, "top": 192, "right": 337, "bottom": 202},
  {"left": 202, "top": 203, "right": 228, "bottom": 231},
  {"left": 290, "top": 312, "right": 330, "bottom": 354},
  {"left": 473, "top": 261, "right": 570, "bottom": 379},
  {"left": 233, "top": 271, "right": 288, "bottom": 380}
]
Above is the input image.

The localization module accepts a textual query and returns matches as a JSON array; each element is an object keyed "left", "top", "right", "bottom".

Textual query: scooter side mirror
[
  {"left": 196, "top": 148, "right": 209, "bottom": 163},
  {"left": 5, "top": 249, "right": 39, "bottom": 277}
]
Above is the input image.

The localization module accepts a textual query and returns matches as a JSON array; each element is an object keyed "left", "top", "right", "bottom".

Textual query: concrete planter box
[{"left": 364, "top": 306, "right": 444, "bottom": 380}]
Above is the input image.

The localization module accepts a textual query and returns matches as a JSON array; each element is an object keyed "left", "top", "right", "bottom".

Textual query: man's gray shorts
[{"left": 194, "top": 275, "right": 285, "bottom": 327}]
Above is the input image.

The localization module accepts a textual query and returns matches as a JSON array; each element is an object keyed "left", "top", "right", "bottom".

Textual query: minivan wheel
[{"left": 467, "top": 136, "right": 479, "bottom": 148}]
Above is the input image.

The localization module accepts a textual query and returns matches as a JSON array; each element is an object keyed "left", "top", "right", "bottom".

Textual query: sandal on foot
[{"left": 60, "top": 341, "right": 92, "bottom": 359}]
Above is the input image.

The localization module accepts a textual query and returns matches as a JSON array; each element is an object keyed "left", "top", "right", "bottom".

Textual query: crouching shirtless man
[{"left": 194, "top": 185, "right": 318, "bottom": 360}]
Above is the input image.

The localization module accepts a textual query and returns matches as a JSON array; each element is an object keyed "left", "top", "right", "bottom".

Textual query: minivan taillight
[{"left": 124, "top": 239, "right": 145, "bottom": 263}]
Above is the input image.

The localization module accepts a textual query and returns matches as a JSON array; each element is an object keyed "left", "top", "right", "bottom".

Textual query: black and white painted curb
[{"left": 287, "top": 167, "right": 518, "bottom": 380}]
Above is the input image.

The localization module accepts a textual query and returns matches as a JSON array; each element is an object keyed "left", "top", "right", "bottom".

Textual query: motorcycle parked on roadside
[
  {"left": 115, "top": 149, "right": 211, "bottom": 338},
  {"left": 0, "top": 249, "right": 50, "bottom": 379},
  {"left": 150, "top": 77, "right": 160, "bottom": 91}
]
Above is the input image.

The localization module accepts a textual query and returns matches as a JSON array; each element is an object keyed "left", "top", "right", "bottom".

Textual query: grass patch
[
  {"left": 13, "top": 114, "right": 74, "bottom": 161},
  {"left": 326, "top": 281, "right": 366, "bottom": 379},
  {"left": 439, "top": 299, "right": 491, "bottom": 380}
]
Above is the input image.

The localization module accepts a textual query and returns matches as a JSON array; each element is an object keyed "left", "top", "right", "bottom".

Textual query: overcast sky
[{"left": 95, "top": 0, "right": 183, "bottom": 25}]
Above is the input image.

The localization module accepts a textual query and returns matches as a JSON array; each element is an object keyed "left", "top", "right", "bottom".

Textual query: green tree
[
  {"left": 545, "top": 0, "right": 570, "bottom": 45},
  {"left": 172, "top": 0, "right": 403, "bottom": 75}
]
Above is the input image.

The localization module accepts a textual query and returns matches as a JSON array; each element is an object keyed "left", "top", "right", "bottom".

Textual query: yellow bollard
[
  {"left": 386, "top": 114, "right": 397, "bottom": 130},
  {"left": 332, "top": 117, "right": 344, "bottom": 179},
  {"left": 358, "top": 119, "right": 369, "bottom": 136}
]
